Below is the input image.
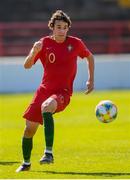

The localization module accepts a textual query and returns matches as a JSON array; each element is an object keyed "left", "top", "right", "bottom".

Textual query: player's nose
[{"left": 59, "top": 29, "right": 66, "bottom": 34}]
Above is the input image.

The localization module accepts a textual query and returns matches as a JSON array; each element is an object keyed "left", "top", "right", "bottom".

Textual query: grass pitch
[{"left": 0, "top": 90, "right": 130, "bottom": 179}]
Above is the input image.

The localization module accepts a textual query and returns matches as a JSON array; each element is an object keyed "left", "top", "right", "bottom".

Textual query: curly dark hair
[{"left": 48, "top": 10, "right": 72, "bottom": 30}]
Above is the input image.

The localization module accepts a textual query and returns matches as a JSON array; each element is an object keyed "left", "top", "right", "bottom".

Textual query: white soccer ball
[{"left": 95, "top": 100, "right": 117, "bottom": 123}]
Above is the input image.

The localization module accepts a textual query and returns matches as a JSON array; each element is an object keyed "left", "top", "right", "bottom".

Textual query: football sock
[
  {"left": 42, "top": 112, "right": 54, "bottom": 153},
  {"left": 22, "top": 137, "right": 32, "bottom": 163}
]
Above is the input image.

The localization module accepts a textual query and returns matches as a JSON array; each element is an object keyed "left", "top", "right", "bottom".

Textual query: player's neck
[{"left": 51, "top": 35, "right": 67, "bottom": 43}]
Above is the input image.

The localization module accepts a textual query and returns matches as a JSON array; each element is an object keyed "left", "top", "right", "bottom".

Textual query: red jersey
[{"left": 34, "top": 36, "right": 92, "bottom": 96}]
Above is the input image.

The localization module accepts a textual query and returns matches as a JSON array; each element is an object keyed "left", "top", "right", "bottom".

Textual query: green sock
[
  {"left": 22, "top": 137, "right": 33, "bottom": 163},
  {"left": 42, "top": 112, "right": 54, "bottom": 153}
]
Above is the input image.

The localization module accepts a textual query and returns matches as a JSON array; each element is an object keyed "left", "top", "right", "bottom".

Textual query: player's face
[{"left": 53, "top": 20, "right": 69, "bottom": 43}]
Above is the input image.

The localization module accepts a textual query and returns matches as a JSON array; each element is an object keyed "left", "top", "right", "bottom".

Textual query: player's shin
[
  {"left": 22, "top": 137, "right": 33, "bottom": 164},
  {"left": 42, "top": 112, "right": 54, "bottom": 154}
]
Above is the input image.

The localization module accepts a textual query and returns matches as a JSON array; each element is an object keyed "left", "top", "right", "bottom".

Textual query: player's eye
[
  {"left": 64, "top": 26, "right": 68, "bottom": 30},
  {"left": 56, "top": 25, "right": 68, "bottom": 31}
]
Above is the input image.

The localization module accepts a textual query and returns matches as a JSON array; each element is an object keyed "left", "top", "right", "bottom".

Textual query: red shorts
[{"left": 23, "top": 87, "right": 70, "bottom": 125}]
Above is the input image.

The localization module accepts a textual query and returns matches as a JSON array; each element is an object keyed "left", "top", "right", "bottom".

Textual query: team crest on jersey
[{"left": 67, "top": 44, "right": 73, "bottom": 52}]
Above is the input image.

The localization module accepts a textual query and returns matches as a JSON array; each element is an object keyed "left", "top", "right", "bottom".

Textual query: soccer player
[{"left": 16, "top": 10, "right": 94, "bottom": 172}]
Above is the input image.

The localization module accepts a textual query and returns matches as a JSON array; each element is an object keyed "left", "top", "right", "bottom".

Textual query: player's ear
[{"left": 50, "top": 25, "right": 54, "bottom": 31}]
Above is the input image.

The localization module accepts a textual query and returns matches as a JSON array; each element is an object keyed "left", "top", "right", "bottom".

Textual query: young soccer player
[{"left": 16, "top": 10, "right": 94, "bottom": 172}]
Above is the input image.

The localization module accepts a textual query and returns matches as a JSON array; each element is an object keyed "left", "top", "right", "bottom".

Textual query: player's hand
[
  {"left": 85, "top": 80, "right": 94, "bottom": 94},
  {"left": 32, "top": 41, "right": 43, "bottom": 54}
]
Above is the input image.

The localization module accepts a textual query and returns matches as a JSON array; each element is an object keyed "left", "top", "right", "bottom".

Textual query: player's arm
[
  {"left": 85, "top": 54, "right": 95, "bottom": 94},
  {"left": 24, "top": 41, "right": 42, "bottom": 69}
]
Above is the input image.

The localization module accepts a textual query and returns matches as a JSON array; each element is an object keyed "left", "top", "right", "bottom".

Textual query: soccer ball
[{"left": 95, "top": 100, "right": 117, "bottom": 123}]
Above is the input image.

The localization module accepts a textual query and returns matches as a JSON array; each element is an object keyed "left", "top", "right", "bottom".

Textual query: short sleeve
[{"left": 78, "top": 39, "right": 92, "bottom": 58}]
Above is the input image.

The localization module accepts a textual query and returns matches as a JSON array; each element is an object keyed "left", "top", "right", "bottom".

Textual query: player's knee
[
  {"left": 41, "top": 98, "right": 57, "bottom": 113},
  {"left": 41, "top": 101, "right": 51, "bottom": 113},
  {"left": 24, "top": 126, "right": 36, "bottom": 138}
]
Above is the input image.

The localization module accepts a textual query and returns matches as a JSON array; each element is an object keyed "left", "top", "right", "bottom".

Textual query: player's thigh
[{"left": 41, "top": 97, "right": 58, "bottom": 113}]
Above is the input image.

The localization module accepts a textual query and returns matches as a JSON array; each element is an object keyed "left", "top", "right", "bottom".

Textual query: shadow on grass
[
  {"left": 0, "top": 161, "right": 20, "bottom": 166},
  {"left": 33, "top": 170, "right": 130, "bottom": 177}
]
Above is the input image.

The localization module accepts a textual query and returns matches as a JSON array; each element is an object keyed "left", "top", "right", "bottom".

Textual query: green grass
[{"left": 0, "top": 90, "right": 130, "bottom": 179}]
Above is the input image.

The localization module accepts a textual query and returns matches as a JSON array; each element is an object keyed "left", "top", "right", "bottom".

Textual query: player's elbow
[
  {"left": 24, "top": 62, "right": 32, "bottom": 69},
  {"left": 24, "top": 56, "right": 34, "bottom": 69}
]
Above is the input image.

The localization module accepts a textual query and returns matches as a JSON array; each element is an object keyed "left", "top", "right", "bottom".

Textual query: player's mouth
[{"left": 58, "top": 34, "right": 65, "bottom": 37}]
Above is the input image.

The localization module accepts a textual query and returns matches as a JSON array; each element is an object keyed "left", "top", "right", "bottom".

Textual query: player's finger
[{"left": 85, "top": 87, "right": 93, "bottom": 94}]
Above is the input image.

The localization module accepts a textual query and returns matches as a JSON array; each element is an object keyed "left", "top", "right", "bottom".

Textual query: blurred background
[
  {"left": 0, "top": 0, "right": 130, "bottom": 55},
  {"left": 0, "top": 0, "right": 130, "bottom": 92}
]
